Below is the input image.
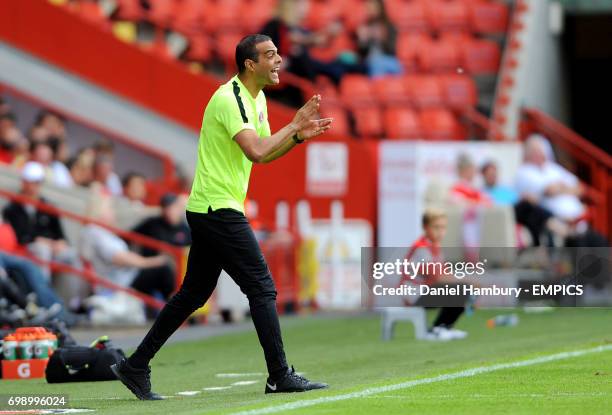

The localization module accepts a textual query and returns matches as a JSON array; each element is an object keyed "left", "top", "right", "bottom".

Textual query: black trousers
[
  {"left": 130, "top": 208, "right": 288, "bottom": 379},
  {"left": 130, "top": 264, "right": 175, "bottom": 301},
  {"left": 415, "top": 283, "right": 467, "bottom": 329}
]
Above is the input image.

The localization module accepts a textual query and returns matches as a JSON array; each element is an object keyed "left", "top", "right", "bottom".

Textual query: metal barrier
[{"left": 0, "top": 188, "right": 184, "bottom": 309}]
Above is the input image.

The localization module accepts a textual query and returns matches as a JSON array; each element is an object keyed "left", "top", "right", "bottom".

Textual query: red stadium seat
[
  {"left": 320, "top": 105, "right": 351, "bottom": 137},
  {"left": 305, "top": 0, "right": 343, "bottom": 31},
  {"left": 441, "top": 74, "right": 478, "bottom": 109},
  {"left": 353, "top": 106, "right": 384, "bottom": 137},
  {"left": 171, "top": 0, "right": 210, "bottom": 35},
  {"left": 115, "top": 0, "right": 145, "bottom": 21},
  {"left": 372, "top": 76, "right": 410, "bottom": 106},
  {"left": 184, "top": 34, "right": 212, "bottom": 62},
  {"left": 76, "top": 1, "right": 110, "bottom": 27},
  {"left": 419, "top": 108, "right": 464, "bottom": 140},
  {"left": 342, "top": 0, "right": 369, "bottom": 32},
  {"left": 215, "top": 32, "right": 245, "bottom": 70},
  {"left": 469, "top": 1, "right": 509, "bottom": 34},
  {"left": 340, "top": 75, "right": 374, "bottom": 108},
  {"left": 204, "top": 0, "right": 244, "bottom": 34},
  {"left": 147, "top": 0, "right": 178, "bottom": 28},
  {"left": 461, "top": 39, "right": 500, "bottom": 74},
  {"left": 310, "top": 33, "right": 355, "bottom": 62},
  {"left": 387, "top": 0, "right": 428, "bottom": 32},
  {"left": 239, "top": 1, "right": 276, "bottom": 33},
  {"left": 428, "top": 0, "right": 470, "bottom": 32},
  {"left": 404, "top": 75, "right": 444, "bottom": 108},
  {"left": 418, "top": 38, "right": 461, "bottom": 73},
  {"left": 396, "top": 32, "right": 430, "bottom": 72},
  {"left": 383, "top": 107, "right": 422, "bottom": 139}
]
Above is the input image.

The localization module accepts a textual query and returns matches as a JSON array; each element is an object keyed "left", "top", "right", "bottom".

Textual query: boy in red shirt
[{"left": 403, "top": 208, "right": 468, "bottom": 341}]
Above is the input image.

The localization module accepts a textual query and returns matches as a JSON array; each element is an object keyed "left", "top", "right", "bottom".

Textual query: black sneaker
[
  {"left": 110, "top": 358, "right": 164, "bottom": 401},
  {"left": 265, "top": 366, "right": 328, "bottom": 394}
]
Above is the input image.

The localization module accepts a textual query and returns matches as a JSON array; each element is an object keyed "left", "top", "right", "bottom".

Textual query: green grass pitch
[{"left": 1, "top": 308, "right": 611, "bottom": 414}]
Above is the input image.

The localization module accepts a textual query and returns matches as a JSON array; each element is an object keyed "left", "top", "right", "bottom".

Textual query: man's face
[
  {"left": 22, "top": 180, "right": 42, "bottom": 198},
  {"left": 483, "top": 165, "right": 498, "bottom": 187},
  {"left": 250, "top": 41, "right": 282, "bottom": 86},
  {"left": 425, "top": 217, "right": 447, "bottom": 244}
]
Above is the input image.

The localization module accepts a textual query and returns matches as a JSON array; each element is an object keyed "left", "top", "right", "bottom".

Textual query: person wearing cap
[
  {"left": 2, "top": 162, "right": 82, "bottom": 285},
  {"left": 131, "top": 193, "right": 191, "bottom": 257}
]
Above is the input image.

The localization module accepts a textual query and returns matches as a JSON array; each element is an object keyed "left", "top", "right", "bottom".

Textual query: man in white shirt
[{"left": 515, "top": 134, "right": 585, "bottom": 223}]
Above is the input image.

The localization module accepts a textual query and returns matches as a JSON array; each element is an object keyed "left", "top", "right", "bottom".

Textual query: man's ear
[{"left": 245, "top": 59, "right": 255, "bottom": 73}]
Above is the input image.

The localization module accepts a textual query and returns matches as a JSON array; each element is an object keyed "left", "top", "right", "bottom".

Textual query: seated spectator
[
  {"left": 122, "top": 172, "right": 148, "bottom": 204},
  {"left": 0, "top": 113, "right": 23, "bottom": 164},
  {"left": 93, "top": 141, "right": 122, "bottom": 195},
  {"left": 515, "top": 134, "right": 585, "bottom": 223},
  {"left": 30, "top": 141, "right": 72, "bottom": 188},
  {"left": 354, "top": 0, "right": 402, "bottom": 77},
  {"left": 2, "top": 162, "right": 81, "bottom": 281},
  {"left": 450, "top": 154, "right": 492, "bottom": 206},
  {"left": 260, "top": 0, "right": 356, "bottom": 85},
  {"left": 34, "top": 110, "right": 67, "bottom": 140},
  {"left": 482, "top": 159, "right": 568, "bottom": 247},
  {"left": 0, "top": 252, "right": 74, "bottom": 325},
  {"left": 481, "top": 160, "right": 519, "bottom": 205},
  {"left": 449, "top": 154, "right": 491, "bottom": 258},
  {"left": 80, "top": 190, "right": 175, "bottom": 302},
  {"left": 132, "top": 193, "right": 191, "bottom": 257},
  {"left": 28, "top": 125, "right": 51, "bottom": 144},
  {"left": 48, "top": 137, "right": 74, "bottom": 188},
  {"left": 67, "top": 147, "right": 95, "bottom": 187}
]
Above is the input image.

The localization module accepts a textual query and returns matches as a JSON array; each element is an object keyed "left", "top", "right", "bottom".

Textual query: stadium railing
[
  {"left": 520, "top": 108, "right": 612, "bottom": 238},
  {"left": 0, "top": 187, "right": 184, "bottom": 310}
]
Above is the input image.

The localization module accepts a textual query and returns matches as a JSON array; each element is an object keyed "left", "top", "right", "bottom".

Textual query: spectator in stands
[
  {"left": 49, "top": 137, "right": 74, "bottom": 188},
  {"left": 450, "top": 154, "right": 491, "bottom": 206},
  {"left": 0, "top": 97, "right": 10, "bottom": 116},
  {"left": 2, "top": 162, "right": 81, "bottom": 281},
  {"left": 354, "top": 0, "right": 402, "bottom": 77},
  {"left": 516, "top": 134, "right": 608, "bottom": 247},
  {"left": 260, "top": 0, "right": 355, "bottom": 84},
  {"left": 28, "top": 125, "right": 51, "bottom": 144},
  {"left": 67, "top": 147, "right": 95, "bottom": 187},
  {"left": 448, "top": 154, "right": 491, "bottom": 258},
  {"left": 132, "top": 193, "right": 191, "bottom": 257},
  {"left": 516, "top": 134, "right": 585, "bottom": 223},
  {"left": 482, "top": 159, "right": 568, "bottom": 246},
  {"left": 122, "top": 172, "right": 148, "bottom": 204},
  {"left": 403, "top": 208, "right": 468, "bottom": 341},
  {"left": 93, "top": 141, "right": 122, "bottom": 195},
  {"left": 29, "top": 141, "right": 72, "bottom": 188},
  {"left": 481, "top": 160, "right": 519, "bottom": 205},
  {"left": 0, "top": 219, "right": 76, "bottom": 326},
  {"left": 80, "top": 189, "right": 175, "bottom": 302},
  {"left": 34, "top": 110, "right": 67, "bottom": 140},
  {"left": 0, "top": 113, "right": 23, "bottom": 164}
]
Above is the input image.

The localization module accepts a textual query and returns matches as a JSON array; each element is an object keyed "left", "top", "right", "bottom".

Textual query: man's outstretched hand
[{"left": 297, "top": 118, "right": 334, "bottom": 141}]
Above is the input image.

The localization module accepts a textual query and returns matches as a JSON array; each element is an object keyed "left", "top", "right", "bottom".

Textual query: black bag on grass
[{"left": 45, "top": 345, "right": 125, "bottom": 383}]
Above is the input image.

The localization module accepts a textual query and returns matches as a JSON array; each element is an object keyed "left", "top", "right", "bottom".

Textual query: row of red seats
[
  {"left": 397, "top": 32, "right": 500, "bottom": 74},
  {"left": 322, "top": 105, "right": 466, "bottom": 140},
  {"left": 307, "top": 0, "right": 508, "bottom": 34},
  {"left": 115, "top": 0, "right": 508, "bottom": 38},
  {"left": 338, "top": 74, "right": 477, "bottom": 109}
]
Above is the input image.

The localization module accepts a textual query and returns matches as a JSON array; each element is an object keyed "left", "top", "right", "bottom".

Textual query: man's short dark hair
[{"left": 235, "top": 34, "right": 272, "bottom": 73}]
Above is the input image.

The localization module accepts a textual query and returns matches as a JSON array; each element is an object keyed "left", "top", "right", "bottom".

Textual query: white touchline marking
[
  {"left": 231, "top": 380, "right": 259, "bottom": 386},
  {"left": 230, "top": 344, "right": 612, "bottom": 415},
  {"left": 177, "top": 391, "right": 202, "bottom": 396},
  {"left": 203, "top": 386, "right": 233, "bottom": 391},
  {"left": 217, "top": 373, "right": 265, "bottom": 378}
]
